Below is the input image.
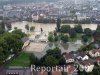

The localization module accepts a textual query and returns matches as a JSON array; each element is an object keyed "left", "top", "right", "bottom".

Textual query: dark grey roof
[{"left": 6, "top": 67, "right": 31, "bottom": 75}]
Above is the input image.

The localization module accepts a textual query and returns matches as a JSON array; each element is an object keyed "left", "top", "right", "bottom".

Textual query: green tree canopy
[
  {"left": 82, "top": 35, "right": 88, "bottom": 43},
  {"left": 30, "top": 26, "right": 35, "bottom": 32},
  {"left": 61, "top": 25, "right": 71, "bottom": 33},
  {"left": 0, "top": 47, "right": 5, "bottom": 63},
  {"left": 84, "top": 28, "right": 92, "bottom": 36},
  {"left": 48, "top": 34, "right": 54, "bottom": 42},
  {"left": 56, "top": 18, "right": 61, "bottom": 32},
  {"left": 46, "top": 47, "right": 61, "bottom": 59},
  {"left": 69, "top": 28, "right": 77, "bottom": 38},
  {"left": 12, "top": 29, "right": 26, "bottom": 38},
  {"left": 43, "top": 55, "right": 59, "bottom": 66},
  {"left": 30, "top": 54, "right": 40, "bottom": 66},
  {"left": 61, "top": 34, "right": 69, "bottom": 43},
  {"left": 96, "top": 24, "right": 100, "bottom": 31},
  {"left": 74, "top": 24, "right": 83, "bottom": 33},
  {"left": 25, "top": 24, "right": 29, "bottom": 31}
]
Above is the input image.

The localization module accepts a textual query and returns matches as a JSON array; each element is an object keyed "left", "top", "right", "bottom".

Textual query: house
[
  {"left": 76, "top": 52, "right": 89, "bottom": 61},
  {"left": 66, "top": 65, "right": 78, "bottom": 75},
  {"left": 89, "top": 49, "right": 100, "bottom": 57},
  {"left": 63, "top": 53, "right": 75, "bottom": 63},
  {"left": 96, "top": 56, "right": 100, "bottom": 66},
  {"left": 78, "top": 59, "right": 94, "bottom": 73}
]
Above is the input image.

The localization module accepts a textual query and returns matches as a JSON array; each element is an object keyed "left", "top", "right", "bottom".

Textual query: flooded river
[{"left": 11, "top": 21, "right": 98, "bottom": 33}]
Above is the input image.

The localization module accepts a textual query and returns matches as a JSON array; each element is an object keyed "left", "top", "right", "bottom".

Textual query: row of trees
[
  {"left": 35, "top": 18, "right": 93, "bottom": 24},
  {"left": 25, "top": 24, "right": 35, "bottom": 32},
  {"left": 36, "top": 18, "right": 56, "bottom": 23}
]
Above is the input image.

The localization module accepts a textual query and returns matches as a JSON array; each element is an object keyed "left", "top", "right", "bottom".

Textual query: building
[
  {"left": 89, "top": 49, "right": 100, "bottom": 57},
  {"left": 5, "top": 67, "right": 32, "bottom": 75},
  {"left": 78, "top": 59, "right": 94, "bottom": 72},
  {"left": 96, "top": 56, "right": 100, "bottom": 66},
  {"left": 76, "top": 52, "right": 89, "bottom": 61},
  {"left": 63, "top": 52, "right": 75, "bottom": 63}
]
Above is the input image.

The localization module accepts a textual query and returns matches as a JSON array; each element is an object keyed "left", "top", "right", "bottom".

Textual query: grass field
[
  {"left": 69, "top": 33, "right": 82, "bottom": 42},
  {"left": 8, "top": 52, "right": 30, "bottom": 67}
]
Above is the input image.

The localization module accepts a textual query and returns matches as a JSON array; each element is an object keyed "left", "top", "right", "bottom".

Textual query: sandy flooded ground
[
  {"left": 11, "top": 21, "right": 98, "bottom": 58},
  {"left": 25, "top": 42, "right": 48, "bottom": 52}
]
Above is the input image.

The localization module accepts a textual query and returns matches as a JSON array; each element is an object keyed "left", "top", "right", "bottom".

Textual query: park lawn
[
  {"left": 8, "top": 52, "right": 30, "bottom": 67},
  {"left": 69, "top": 33, "right": 82, "bottom": 42}
]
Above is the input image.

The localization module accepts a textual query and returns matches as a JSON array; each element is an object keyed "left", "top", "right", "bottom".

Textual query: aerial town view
[{"left": 0, "top": 0, "right": 100, "bottom": 75}]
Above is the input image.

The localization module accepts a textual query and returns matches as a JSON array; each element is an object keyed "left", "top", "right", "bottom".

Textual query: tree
[
  {"left": 14, "top": 27, "right": 17, "bottom": 30},
  {"left": 94, "top": 30, "right": 100, "bottom": 40},
  {"left": 0, "top": 38, "right": 9, "bottom": 56},
  {"left": 48, "top": 34, "right": 54, "bottom": 42},
  {"left": 96, "top": 24, "right": 100, "bottom": 31},
  {"left": 40, "top": 28, "right": 43, "bottom": 33},
  {"left": 25, "top": 24, "right": 29, "bottom": 31},
  {"left": 54, "top": 31, "right": 57, "bottom": 36},
  {"left": 82, "top": 35, "right": 88, "bottom": 43},
  {"left": 40, "top": 47, "right": 64, "bottom": 66},
  {"left": 12, "top": 29, "right": 26, "bottom": 38},
  {"left": 56, "top": 18, "right": 61, "bottom": 32},
  {"left": 61, "top": 34, "right": 69, "bottom": 43},
  {"left": 37, "top": 18, "right": 50, "bottom": 23},
  {"left": 46, "top": 47, "right": 61, "bottom": 59},
  {"left": 0, "top": 28, "right": 5, "bottom": 35},
  {"left": 0, "top": 22, "right": 5, "bottom": 34},
  {"left": 59, "top": 57, "right": 66, "bottom": 65},
  {"left": 30, "top": 54, "right": 40, "bottom": 66},
  {"left": 30, "top": 26, "right": 35, "bottom": 32},
  {"left": 84, "top": 28, "right": 92, "bottom": 36},
  {"left": 93, "top": 24, "right": 100, "bottom": 41},
  {"left": 74, "top": 24, "right": 83, "bottom": 33},
  {"left": 0, "top": 27, "right": 25, "bottom": 64},
  {"left": 61, "top": 25, "right": 71, "bottom": 33},
  {"left": 0, "top": 47, "right": 5, "bottom": 63},
  {"left": 69, "top": 28, "right": 77, "bottom": 38},
  {"left": 43, "top": 55, "right": 59, "bottom": 66},
  {"left": 3, "top": 33, "right": 23, "bottom": 54},
  {"left": 54, "top": 36, "right": 58, "bottom": 42}
]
